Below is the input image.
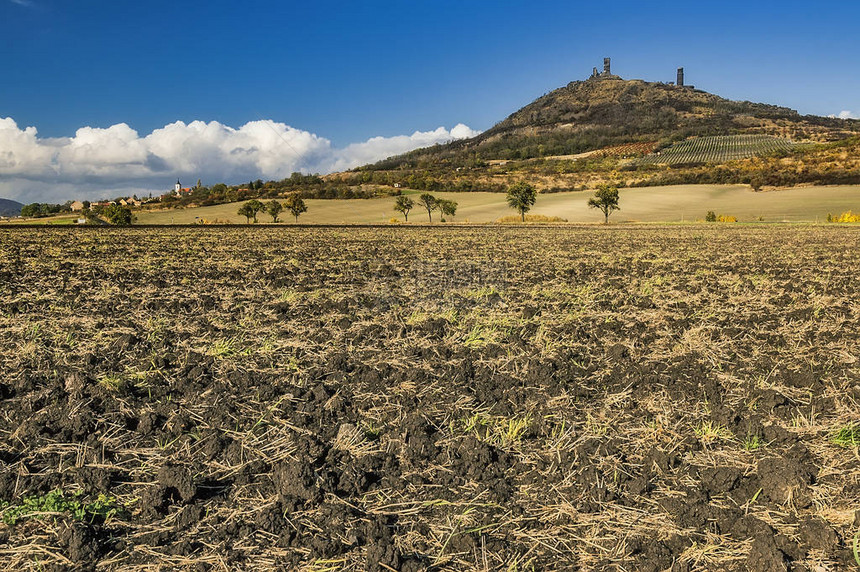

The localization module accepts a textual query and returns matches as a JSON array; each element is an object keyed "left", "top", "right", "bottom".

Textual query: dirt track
[{"left": 0, "top": 226, "right": 858, "bottom": 570}]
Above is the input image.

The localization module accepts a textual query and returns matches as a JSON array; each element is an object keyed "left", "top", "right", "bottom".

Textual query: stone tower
[
  {"left": 603, "top": 58, "right": 611, "bottom": 75},
  {"left": 677, "top": 67, "right": 684, "bottom": 87}
]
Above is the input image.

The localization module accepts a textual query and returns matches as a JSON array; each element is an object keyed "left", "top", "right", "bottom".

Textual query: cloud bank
[{"left": 0, "top": 117, "right": 481, "bottom": 203}]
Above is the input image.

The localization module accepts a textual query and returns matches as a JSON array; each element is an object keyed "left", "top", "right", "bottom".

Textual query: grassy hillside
[{"left": 133, "top": 185, "right": 860, "bottom": 225}]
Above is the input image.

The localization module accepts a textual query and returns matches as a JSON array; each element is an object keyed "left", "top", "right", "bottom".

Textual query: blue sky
[{"left": 2, "top": 0, "right": 859, "bottom": 201}]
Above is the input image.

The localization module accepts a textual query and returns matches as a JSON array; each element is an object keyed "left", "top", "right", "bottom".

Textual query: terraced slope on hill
[{"left": 637, "top": 135, "right": 797, "bottom": 166}]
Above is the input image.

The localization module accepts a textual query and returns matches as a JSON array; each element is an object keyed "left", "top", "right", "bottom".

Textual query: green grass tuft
[
  {"left": 1, "top": 489, "right": 124, "bottom": 525},
  {"left": 831, "top": 424, "right": 860, "bottom": 448}
]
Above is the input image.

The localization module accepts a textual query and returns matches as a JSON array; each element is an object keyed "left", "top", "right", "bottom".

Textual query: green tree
[
  {"left": 705, "top": 210, "right": 717, "bottom": 222},
  {"left": 419, "top": 193, "right": 438, "bottom": 222},
  {"left": 438, "top": 199, "right": 458, "bottom": 219},
  {"left": 506, "top": 181, "right": 537, "bottom": 222},
  {"left": 394, "top": 195, "right": 414, "bottom": 221},
  {"left": 21, "top": 203, "right": 40, "bottom": 217},
  {"left": 266, "top": 200, "right": 283, "bottom": 223},
  {"left": 245, "top": 199, "right": 265, "bottom": 223},
  {"left": 102, "top": 205, "right": 134, "bottom": 226},
  {"left": 82, "top": 208, "right": 101, "bottom": 225},
  {"left": 237, "top": 203, "right": 254, "bottom": 223},
  {"left": 588, "top": 184, "right": 620, "bottom": 223},
  {"left": 283, "top": 194, "right": 308, "bottom": 222}
]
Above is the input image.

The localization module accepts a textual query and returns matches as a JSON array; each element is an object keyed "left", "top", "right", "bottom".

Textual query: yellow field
[
  {"left": 129, "top": 185, "right": 860, "bottom": 224},
  {"left": 6, "top": 184, "right": 860, "bottom": 226}
]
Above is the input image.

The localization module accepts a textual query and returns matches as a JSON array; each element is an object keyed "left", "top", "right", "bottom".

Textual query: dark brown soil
[{"left": 0, "top": 225, "right": 858, "bottom": 570}]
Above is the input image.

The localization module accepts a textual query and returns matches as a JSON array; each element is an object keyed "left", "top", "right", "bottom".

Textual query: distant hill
[
  {"left": 0, "top": 198, "right": 23, "bottom": 217},
  {"left": 338, "top": 70, "right": 860, "bottom": 192},
  {"left": 367, "top": 74, "right": 859, "bottom": 170}
]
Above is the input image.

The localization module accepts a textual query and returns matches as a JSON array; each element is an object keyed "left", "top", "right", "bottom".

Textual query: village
[{"left": 1, "top": 179, "right": 258, "bottom": 223}]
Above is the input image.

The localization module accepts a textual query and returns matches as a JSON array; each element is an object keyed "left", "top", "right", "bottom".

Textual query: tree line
[
  {"left": 393, "top": 194, "right": 458, "bottom": 222},
  {"left": 237, "top": 195, "right": 307, "bottom": 223},
  {"left": 391, "top": 183, "right": 621, "bottom": 223}
]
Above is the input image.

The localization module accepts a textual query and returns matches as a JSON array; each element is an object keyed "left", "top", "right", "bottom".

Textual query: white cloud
[
  {"left": 829, "top": 110, "right": 858, "bottom": 119},
  {"left": 322, "top": 123, "right": 482, "bottom": 173},
  {"left": 0, "top": 117, "right": 481, "bottom": 203}
]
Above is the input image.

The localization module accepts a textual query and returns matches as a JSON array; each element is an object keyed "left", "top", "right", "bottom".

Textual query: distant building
[
  {"left": 70, "top": 201, "right": 85, "bottom": 211},
  {"left": 173, "top": 180, "right": 193, "bottom": 196}
]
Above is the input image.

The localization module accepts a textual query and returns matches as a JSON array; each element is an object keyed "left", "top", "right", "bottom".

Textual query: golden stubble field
[
  {"left": 0, "top": 225, "right": 858, "bottom": 571},
  {"left": 128, "top": 185, "right": 860, "bottom": 225}
]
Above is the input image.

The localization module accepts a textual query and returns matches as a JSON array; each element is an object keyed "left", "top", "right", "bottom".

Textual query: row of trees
[
  {"left": 391, "top": 183, "right": 621, "bottom": 223},
  {"left": 393, "top": 194, "right": 458, "bottom": 222},
  {"left": 237, "top": 195, "right": 307, "bottom": 223},
  {"left": 20, "top": 203, "right": 70, "bottom": 218}
]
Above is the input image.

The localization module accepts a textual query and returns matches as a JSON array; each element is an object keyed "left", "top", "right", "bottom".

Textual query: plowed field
[{"left": 1, "top": 226, "right": 858, "bottom": 571}]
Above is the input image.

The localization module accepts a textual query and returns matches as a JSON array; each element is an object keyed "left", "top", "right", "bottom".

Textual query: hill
[
  {"left": 334, "top": 68, "right": 860, "bottom": 193},
  {"left": 0, "top": 198, "right": 23, "bottom": 217},
  {"left": 366, "top": 72, "right": 859, "bottom": 169},
  {"left": 132, "top": 65, "right": 860, "bottom": 217}
]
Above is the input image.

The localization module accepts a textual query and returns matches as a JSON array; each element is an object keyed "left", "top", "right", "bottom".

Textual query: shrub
[
  {"left": 705, "top": 212, "right": 737, "bottom": 222},
  {"left": 828, "top": 211, "right": 860, "bottom": 223},
  {"left": 496, "top": 214, "right": 568, "bottom": 223},
  {"left": 102, "top": 205, "right": 134, "bottom": 226}
]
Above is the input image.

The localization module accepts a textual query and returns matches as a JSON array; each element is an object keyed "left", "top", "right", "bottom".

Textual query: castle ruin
[
  {"left": 590, "top": 57, "right": 614, "bottom": 79},
  {"left": 587, "top": 58, "right": 693, "bottom": 88}
]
